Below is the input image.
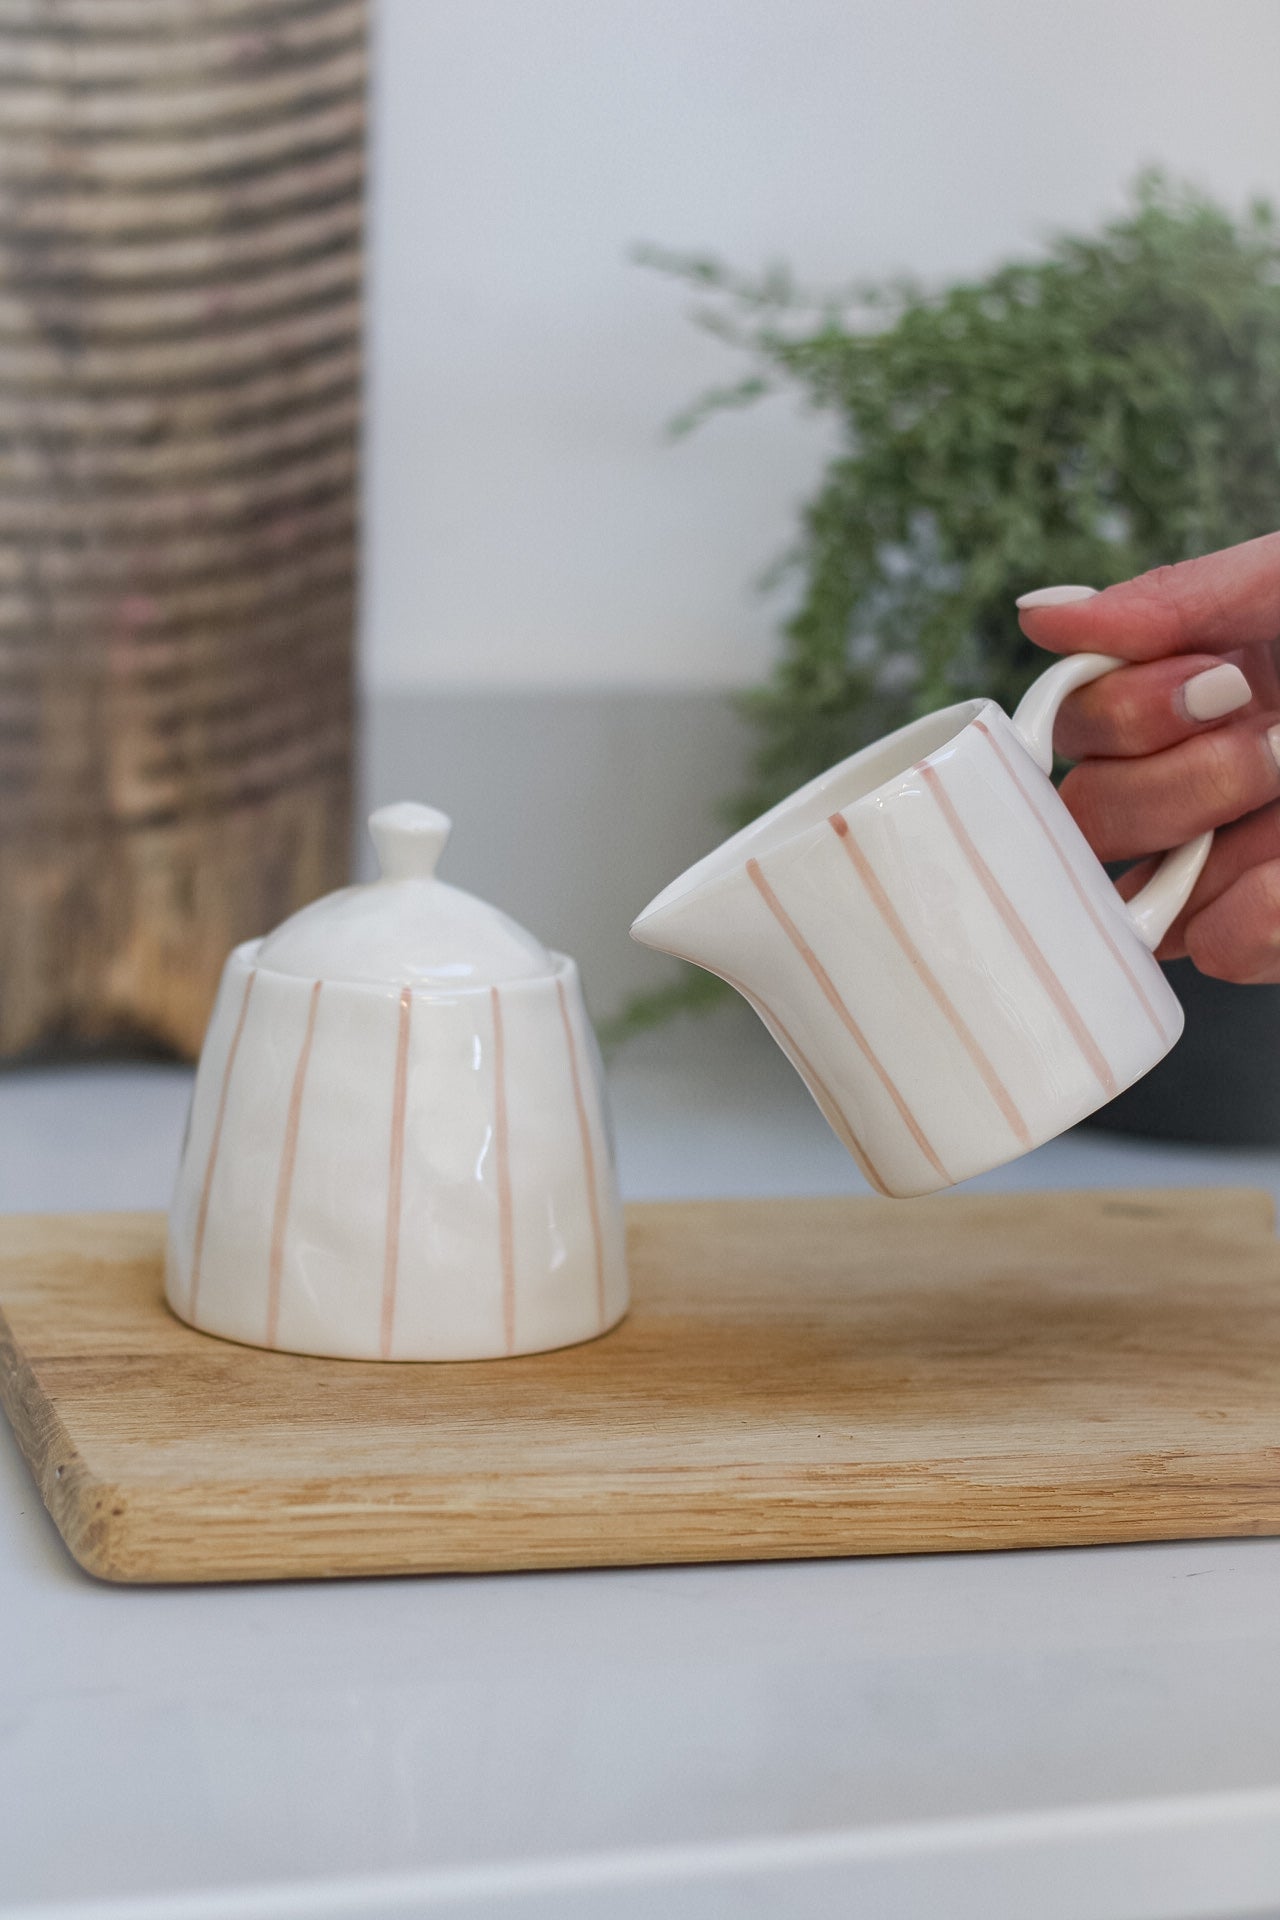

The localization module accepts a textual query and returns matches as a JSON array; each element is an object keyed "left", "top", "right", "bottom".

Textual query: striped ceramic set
[{"left": 170, "top": 653, "right": 1211, "bottom": 1364}]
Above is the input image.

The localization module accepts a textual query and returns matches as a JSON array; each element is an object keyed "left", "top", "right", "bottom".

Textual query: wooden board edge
[
  {"left": 32, "top": 1458, "right": 1280, "bottom": 1584},
  {"left": 0, "top": 1296, "right": 135, "bottom": 1581},
  {"left": 42, "top": 1508, "right": 1280, "bottom": 1587}
]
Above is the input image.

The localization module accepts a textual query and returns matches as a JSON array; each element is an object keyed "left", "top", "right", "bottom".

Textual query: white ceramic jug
[
  {"left": 632, "top": 654, "right": 1212, "bottom": 1197},
  {"left": 168, "top": 804, "right": 629, "bottom": 1359}
]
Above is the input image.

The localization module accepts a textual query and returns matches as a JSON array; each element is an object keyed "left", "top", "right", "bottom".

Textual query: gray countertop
[{"left": 4, "top": 1013, "right": 1280, "bottom": 1920}]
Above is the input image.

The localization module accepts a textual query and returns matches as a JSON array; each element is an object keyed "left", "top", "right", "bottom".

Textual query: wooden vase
[{"left": 0, "top": 0, "right": 365, "bottom": 1059}]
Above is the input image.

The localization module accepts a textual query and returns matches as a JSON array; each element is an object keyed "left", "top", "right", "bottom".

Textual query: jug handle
[{"left": 1010, "top": 651, "right": 1213, "bottom": 953}]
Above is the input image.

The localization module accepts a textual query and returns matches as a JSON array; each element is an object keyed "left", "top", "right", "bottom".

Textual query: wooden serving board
[{"left": 2, "top": 1191, "right": 1280, "bottom": 1584}]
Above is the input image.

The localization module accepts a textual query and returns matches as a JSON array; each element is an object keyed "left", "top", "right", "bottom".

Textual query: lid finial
[{"left": 369, "top": 803, "right": 452, "bottom": 882}]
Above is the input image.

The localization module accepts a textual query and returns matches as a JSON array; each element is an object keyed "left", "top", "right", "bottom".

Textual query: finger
[
  {"left": 1184, "top": 859, "right": 1280, "bottom": 984},
  {"left": 1059, "top": 715, "right": 1280, "bottom": 861},
  {"left": 1016, "top": 530, "right": 1280, "bottom": 662},
  {"left": 1116, "top": 800, "right": 1280, "bottom": 959},
  {"left": 1054, "top": 655, "right": 1252, "bottom": 760}
]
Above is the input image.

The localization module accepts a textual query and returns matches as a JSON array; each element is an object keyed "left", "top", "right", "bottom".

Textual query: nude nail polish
[
  {"left": 1181, "top": 663, "right": 1251, "bottom": 723},
  {"left": 1268, "top": 723, "right": 1280, "bottom": 772},
  {"left": 1015, "top": 585, "right": 1098, "bottom": 609}
]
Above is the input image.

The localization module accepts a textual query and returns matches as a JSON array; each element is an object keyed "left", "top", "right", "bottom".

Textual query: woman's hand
[{"left": 1017, "top": 532, "right": 1280, "bottom": 983}]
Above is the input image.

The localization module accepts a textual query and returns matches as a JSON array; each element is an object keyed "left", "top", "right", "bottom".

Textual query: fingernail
[
  {"left": 1269, "top": 723, "right": 1280, "bottom": 772},
  {"left": 1015, "top": 584, "right": 1098, "bottom": 609},
  {"left": 1180, "top": 663, "right": 1252, "bottom": 723}
]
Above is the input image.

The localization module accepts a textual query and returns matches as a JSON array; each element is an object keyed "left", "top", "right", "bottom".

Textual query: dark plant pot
[{"left": 1085, "top": 959, "right": 1280, "bottom": 1147}]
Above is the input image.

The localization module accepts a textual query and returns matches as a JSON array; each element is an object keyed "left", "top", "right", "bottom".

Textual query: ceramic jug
[{"left": 632, "top": 653, "right": 1212, "bottom": 1197}]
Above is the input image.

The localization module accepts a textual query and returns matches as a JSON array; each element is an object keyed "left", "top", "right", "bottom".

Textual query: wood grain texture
[
  {"left": 2, "top": 1191, "right": 1280, "bottom": 1585},
  {"left": 0, "top": 0, "right": 364, "bottom": 1060}
]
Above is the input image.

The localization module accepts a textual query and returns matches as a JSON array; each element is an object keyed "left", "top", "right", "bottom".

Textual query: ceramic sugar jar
[{"left": 166, "top": 803, "right": 628, "bottom": 1360}]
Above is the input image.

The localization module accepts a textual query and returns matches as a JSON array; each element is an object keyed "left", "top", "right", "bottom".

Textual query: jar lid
[{"left": 256, "top": 803, "right": 554, "bottom": 988}]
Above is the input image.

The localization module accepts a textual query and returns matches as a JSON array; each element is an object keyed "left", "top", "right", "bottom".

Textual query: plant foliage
[{"left": 617, "top": 175, "right": 1280, "bottom": 1037}]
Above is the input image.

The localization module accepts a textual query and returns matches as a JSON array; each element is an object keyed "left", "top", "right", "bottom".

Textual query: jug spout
[
  {"left": 630, "top": 869, "right": 765, "bottom": 993},
  {"left": 630, "top": 888, "right": 706, "bottom": 970}
]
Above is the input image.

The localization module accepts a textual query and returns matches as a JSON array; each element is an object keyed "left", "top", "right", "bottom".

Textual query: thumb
[{"left": 1016, "top": 530, "right": 1280, "bottom": 662}]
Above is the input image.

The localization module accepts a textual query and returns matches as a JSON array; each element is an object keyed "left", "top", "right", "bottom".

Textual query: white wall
[{"left": 363, "top": 0, "right": 1280, "bottom": 693}]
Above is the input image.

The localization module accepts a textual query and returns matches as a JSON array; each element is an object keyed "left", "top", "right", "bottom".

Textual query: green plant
[{"left": 618, "top": 174, "right": 1280, "bottom": 1037}]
